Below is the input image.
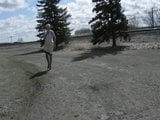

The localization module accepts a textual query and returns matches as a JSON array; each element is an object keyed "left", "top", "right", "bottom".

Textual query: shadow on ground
[
  {"left": 30, "top": 70, "right": 48, "bottom": 79},
  {"left": 72, "top": 46, "right": 129, "bottom": 62},
  {"left": 15, "top": 49, "right": 44, "bottom": 56},
  {"left": 14, "top": 45, "right": 66, "bottom": 56},
  {"left": 54, "top": 45, "right": 66, "bottom": 51}
]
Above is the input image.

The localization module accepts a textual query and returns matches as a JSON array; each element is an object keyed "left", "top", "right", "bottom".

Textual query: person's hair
[{"left": 45, "top": 24, "right": 51, "bottom": 28}]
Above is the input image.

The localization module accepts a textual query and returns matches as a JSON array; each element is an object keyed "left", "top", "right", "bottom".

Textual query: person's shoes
[
  {"left": 47, "top": 66, "right": 50, "bottom": 71},
  {"left": 49, "top": 67, "right": 51, "bottom": 70},
  {"left": 47, "top": 66, "right": 51, "bottom": 71}
]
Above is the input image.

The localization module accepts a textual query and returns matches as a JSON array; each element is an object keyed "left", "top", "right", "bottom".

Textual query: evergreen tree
[
  {"left": 89, "top": 0, "right": 128, "bottom": 48},
  {"left": 36, "top": 0, "right": 71, "bottom": 47}
]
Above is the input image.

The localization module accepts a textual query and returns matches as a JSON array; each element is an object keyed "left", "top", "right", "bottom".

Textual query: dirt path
[{"left": 0, "top": 44, "right": 160, "bottom": 120}]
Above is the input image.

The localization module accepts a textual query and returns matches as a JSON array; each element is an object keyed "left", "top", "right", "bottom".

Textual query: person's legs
[
  {"left": 49, "top": 54, "right": 52, "bottom": 69},
  {"left": 45, "top": 52, "right": 50, "bottom": 69},
  {"left": 47, "top": 53, "right": 52, "bottom": 70}
]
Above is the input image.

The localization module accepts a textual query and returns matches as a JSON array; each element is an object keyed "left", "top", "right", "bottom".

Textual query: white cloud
[
  {"left": 0, "top": 15, "right": 38, "bottom": 43},
  {"left": 61, "top": 0, "right": 94, "bottom": 34},
  {"left": 121, "top": 0, "right": 160, "bottom": 16},
  {"left": 0, "top": 0, "right": 28, "bottom": 12},
  {"left": 61, "top": 0, "right": 160, "bottom": 34}
]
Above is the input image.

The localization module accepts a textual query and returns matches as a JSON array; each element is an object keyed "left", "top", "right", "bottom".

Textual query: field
[{"left": 0, "top": 35, "right": 160, "bottom": 120}]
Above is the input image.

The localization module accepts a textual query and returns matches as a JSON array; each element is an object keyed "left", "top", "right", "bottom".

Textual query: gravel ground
[{"left": 0, "top": 41, "right": 160, "bottom": 120}]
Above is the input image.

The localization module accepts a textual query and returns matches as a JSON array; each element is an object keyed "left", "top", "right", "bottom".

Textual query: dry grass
[{"left": 68, "top": 34, "right": 160, "bottom": 52}]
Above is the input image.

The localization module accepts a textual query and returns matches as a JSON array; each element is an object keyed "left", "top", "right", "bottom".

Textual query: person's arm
[
  {"left": 51, "top": 30, "right": 56, "bottom": 45},
  {"left": 41, "top": 31, "right": 47, "bottom": 47}
]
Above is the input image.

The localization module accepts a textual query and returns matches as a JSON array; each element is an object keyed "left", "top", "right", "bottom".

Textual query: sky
[{"left": 0, "top": 0, "right": 160, "bottom": 43}]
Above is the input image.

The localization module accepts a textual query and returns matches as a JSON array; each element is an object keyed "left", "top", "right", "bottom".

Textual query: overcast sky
[{"left": 0, "top": 0, "right": 160, "bottom": 43}]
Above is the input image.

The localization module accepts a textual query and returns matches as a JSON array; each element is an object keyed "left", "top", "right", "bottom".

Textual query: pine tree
[
  {"left": 89, "top": 0, "right": 128, "bottom": 48},
  {"left": 36, "top": 0, "right": 71, "bottom": 47}
]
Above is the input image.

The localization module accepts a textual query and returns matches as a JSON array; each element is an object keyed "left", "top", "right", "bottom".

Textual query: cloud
[
  {"left": 121, "top": 0, "right": 160, "bottom": 16},
  {"left": 0, "top": 15, "right": 38, "bottom": 42},
  {"left": 0, "top": 0, "right": 28, "bottom": 12},
  {"left": 61, "top": 0, "right": 160, "bottom": 34},
  {"left": 60, "top": 0, "right": 94, "bottom": 34}
]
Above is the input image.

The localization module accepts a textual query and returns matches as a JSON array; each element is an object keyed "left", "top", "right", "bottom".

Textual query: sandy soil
[{"left": 0, "top": 41, "right": 160, "bottom": 120}]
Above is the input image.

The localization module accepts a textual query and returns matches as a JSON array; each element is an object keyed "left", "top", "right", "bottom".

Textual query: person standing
[{"left": 43, "top": 24, "right": 56, "bottom": 70}]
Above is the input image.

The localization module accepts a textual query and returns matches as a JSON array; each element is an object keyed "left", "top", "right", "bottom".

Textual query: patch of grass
[
  {"left": 0, "top": 112, "right": 8, "bottom": 118},
  {"left": 71, "top": 43, "right": 92, "bottom": 51}
]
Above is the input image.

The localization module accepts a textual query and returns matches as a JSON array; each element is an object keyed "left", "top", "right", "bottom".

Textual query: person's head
[{"left": 45, "top": 24, "right": 51, "bottom": 30}]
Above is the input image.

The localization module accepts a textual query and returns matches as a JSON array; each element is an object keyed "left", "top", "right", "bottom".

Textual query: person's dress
[{"left": 43, "top": 30, "right": 55, "bottom": 54}]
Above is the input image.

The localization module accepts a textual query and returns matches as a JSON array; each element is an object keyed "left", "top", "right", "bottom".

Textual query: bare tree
[
  {"left": 154, "top": 9, "right": 160, "bottom": 26},
  {"left": 143, "top": 7, "right": 160, "bottom": 27},
  {"left": 128, "top": 16, "right": 139, "bottom": 29}
]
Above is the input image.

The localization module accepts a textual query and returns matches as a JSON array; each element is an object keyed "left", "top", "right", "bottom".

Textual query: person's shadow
[{"left": 30, "top": 70, "right": 48, "bottom": 79}]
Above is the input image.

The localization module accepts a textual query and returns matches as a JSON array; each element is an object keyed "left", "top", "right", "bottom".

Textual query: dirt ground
[{"left": 0, "top": 39, "right": 160, "bottom": 120}]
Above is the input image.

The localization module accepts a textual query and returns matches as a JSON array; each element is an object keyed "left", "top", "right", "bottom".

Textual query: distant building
[
  {"left": 14, "top": 38, "right": 24, "bottom": 43},
  {"left": 17, "top": 38, "right": 23, "bottom": 43},
  {"left": 74, "top": 28, "right": 92, "bottom": 36}
]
